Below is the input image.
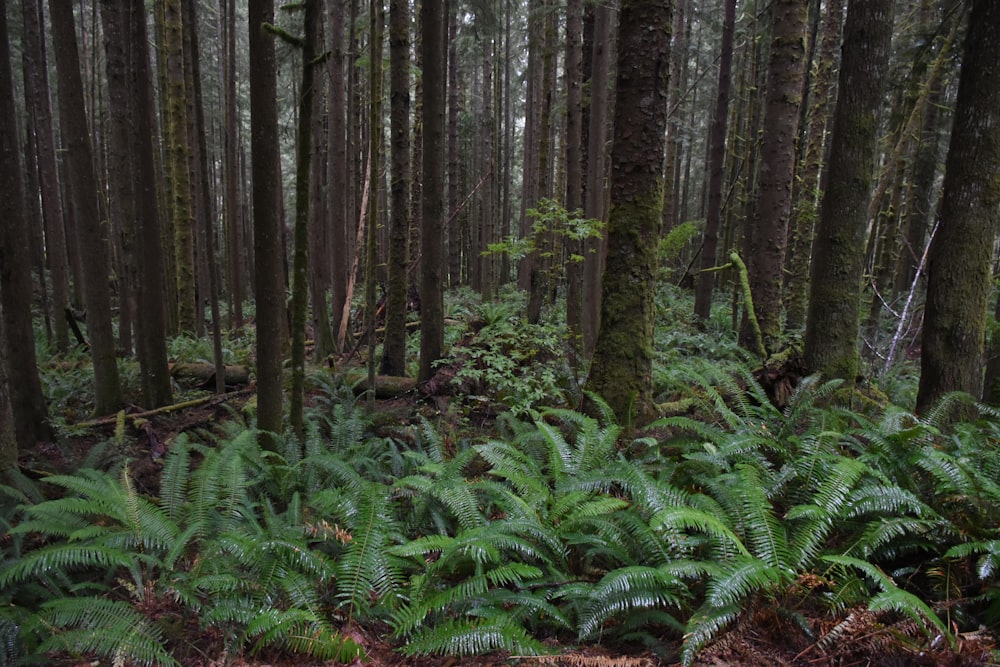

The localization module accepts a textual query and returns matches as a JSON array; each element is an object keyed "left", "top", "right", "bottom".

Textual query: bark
[
  {"left": 693, "top": 0, "right": 735, "bottom": 321},
  {"left": 289, "top": 0, "right": 321, "bottom": 439},
  {"left": 364, "top": 0, "right": 384, "bottom": 409},
  {"left": 21, "top": 0, "right": 70, "bottom": 353},
  {"left": 564, "top": 0, "right": 584, "bottom": 361},
  {"left": 223, "top": 0, "right": 243, "bottom": 329},
  {"left": 161, "top": 0, "right": 197, "bottom": 333},
  {"left": 581, "top": 2, "right": 613, "bottom": 359},
  {"left": 381, "top": 0, "right": 410, "bottom": 377},
  {"left": 50, "top": 0, "right": 123, "bottom": 415},
  {"left": 250, "top": 0, "right": 286, "bottom": 445},
  {"left": 744, "top": 0, "right": 809, "bottom": 354},
  {"left": 917, "top": 0, "right": 1000, "bottom": 412},
  {"left": 585, "top": 0, "right": 671, "bottom": 426},
  {"left": 328, "top": 0, "right": 349, "bottom": 350},
  {"left": 785, "top": 0, "right": 844, "bottom": 332},
  {"left": 100, "top": 0, "right": 173, "bottom": 409},
  {"left": 804, "top": 0, "right": 895, "bottom": 386},
  {"left": 0, "top": 322, "right": 16, "bottom": 470},
  {"left": 0, "top": 0, "right": 51, "bottom": 449},
  {"left": 419, "top": 0, "right": 446, "bottom": 383},
  {"left": 183, "top": 0, "right": 225, "bottom": 394}
]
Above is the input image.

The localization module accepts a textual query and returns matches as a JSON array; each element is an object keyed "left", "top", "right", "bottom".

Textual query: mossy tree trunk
[
  {"left": 381, "top": 0, "right": 410, "bottom": 377},
  {"left": 804, "top": 0, "right": 894, "bottom": 386},
  {"left": 585, "top": 0, "right": 672, "bottom": 426},
  {"left": 160, "top": 0, "right": 196, "bottom": 334},
  {"left": 250, "top": 0, "right": 285, "bottom": 446},
  {"left": 784, "top": 0, "right": 844, "bottom": 332},
  {"left": 50, "top": 0, "right": 123, "bottom": 416},
  {"left": 100, "top": 0, "right": 173, "bottom": 409},
  {"left": 328, "top": 0, "right": 349, "bottom": 351},
  {"left": 693, "top": 0, "right": 735, "bottom": 321},
  {"left": 0, "top": 0, "right": 51, "bottom": 448},
  {"left": 917, "top": 0, "right": 1000, "bottom": 413},
  {"left": 744, "top": 0, "right": 809, "bottom": 355}
]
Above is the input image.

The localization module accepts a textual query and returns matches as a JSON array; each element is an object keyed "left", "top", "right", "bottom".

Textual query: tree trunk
[
  {"left": 222, "top": 0, "right": 243, "bottom": 330},
  {"left": 250, "top": 0, "right": 286, "bottom": 445},
  {"left": 160, "top": 0, "right": 197, "bottom": 334},
  {"left": 693, "top": 0, "right": 735, "bottom": 321},
  {"left": 381, "top": 0, "right": 410, "bottom": 377},
  {"left": 418, "top": 0, "right": 446, "bottom": 384},
  {"left": 289, "top": 0, "right": 321, "bottom": 439},
  {"left": 804, "top": 0, "right": 895, "bottom": 386},
  {"left": 585, "top": 0, "right": 671, "bottom": 426},
  {"left": 917, "top": 0, "right": 1000, "bottom": 413},
  {"left": 21, "top": 0, "right": 70, "bottom": 354},
  {"left": 581, "top": 2, "right": 613, "bottom": 359},
  {"left": 50, "top": 0, "right": 123, "bottom": 416},
  {"left": 328, "top": 0, "right": 349, "bottom": 351},
  {"left": 100, "top": 0, "right": 173, "bottom": 409},
  {"left": 744, "top": 0, "right": 809, "bottom": 355},
  {"left": 564, "top": 0, "right": 584, "bottom": 362},
  {"left": 0, "top": 0, "right": 51, "bottom": 449},
  {"left": 784, "top": 0, "right": 844, "bottom": 332}
]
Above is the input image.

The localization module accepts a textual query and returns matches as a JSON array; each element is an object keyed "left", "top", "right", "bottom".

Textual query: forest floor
[{"left": 20, "top": 377, "right": 1000, "bottom": 667}]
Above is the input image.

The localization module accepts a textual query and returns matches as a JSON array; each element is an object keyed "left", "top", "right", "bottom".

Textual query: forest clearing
[{"left": 2, "top": 0, "right": 1000, "bottom": 664}]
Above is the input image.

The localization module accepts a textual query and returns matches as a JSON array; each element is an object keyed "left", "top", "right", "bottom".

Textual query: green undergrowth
[{"left": 5, "top": 372, "right": 1000, "bottom": 664}]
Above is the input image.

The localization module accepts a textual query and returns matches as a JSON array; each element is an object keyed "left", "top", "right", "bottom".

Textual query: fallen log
[
  {"left": 75, "top": 387, "right": 254, "bottom": 429},
  {"left": 342, "top": 370, "right": 417, "bottom": 398},
  {"left": 169, "top": 362, "right": 250, "bottom": 389}
]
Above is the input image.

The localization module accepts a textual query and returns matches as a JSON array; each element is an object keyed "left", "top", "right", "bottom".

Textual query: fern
[
  {"left": 35, "top": 597, "right": 178, "bottom": 667},
  {"left": 576, "top": 566, "right": 688, "bottom": 638},
  {"left": 401, "top": 616, "right": 549, "bottom": 656}
]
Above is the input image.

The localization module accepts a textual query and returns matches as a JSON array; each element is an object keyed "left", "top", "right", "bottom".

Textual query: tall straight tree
[
  {"left": 585, "top": 0, "right": 672, "bottom": 425},
  {"left": 250, "top": 0, "right": 285, "bottom": 445},
  {"left": 917, "top": 0, "right": 1000, "bottom": 413},
  {"left": 744, "top": 0, "right": 809, "bottom": 355},
  {"left": 100, "top": 0, "right": 173, "bottom": 408},
  {"left": 50, "top": 0, "right": 123, "bottom": 415},
  {"left": 419, "top": 0, "right": 446, "bottom": 384},
  {"left": 222, "top": 0, "right": 243, "bottom": 330},
  {"left": 0, "top": 0, "right": 50, "bottom": 450},
  {"left": 380, "top": 0, "right": 410, "bottom": 377},
  {"left": 21, "top": 0, "right": 70, "bottom": 354},
  {"left": 564, "top": 0, "right": 584, "bottom": 361},
  {"left": 161, "top": 0, "right": 197, "bottom": 333},
  {"left": 804, "top": 0, "right": 894, "bottom": 386},
  {"left": 289, "top": 0, "right": 321, "bottom": 440},
  {"left": 694, "top": 0, "right": 736, "bottom": 321}
]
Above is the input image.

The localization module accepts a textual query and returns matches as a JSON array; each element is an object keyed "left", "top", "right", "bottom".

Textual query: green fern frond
[
  {"left": 946, "top": 540, "right": 1000, "bottom": 579},
  {"left": 577, "top": 566, "right": 687, "bottom": 638},
  {"left": 159, "top": 434, "right": 191, "bottom": 523},
  {"left": 247, "top": 608, "right": 364, "bottom": 661},
  {"left": 704, "top": 557, "right": 786, "bottom": 609},
  {"left": 732, "top": 465, "right": 789, "bottom": 568},
  {"left": 400, "top": 617, "right": 548, "bottom": 656},
  {"left": 820, "top": 554, "right": 951, "bottom": 644},
  {"left": 650, "top": 506, "right": 750, "bottom": 560},
  {"left": 0, "top": 543, "right": 150, "bottom": 587},
  {"left": 681, "top": 603, "right": 740, "bottom": 666},
  {"left": 36, "top": 597, "right": 178, "bottom": 667}
]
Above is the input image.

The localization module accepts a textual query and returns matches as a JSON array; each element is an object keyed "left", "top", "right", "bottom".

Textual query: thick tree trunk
[
  {"left": 581, "top": 3, "right": 613, "bottom": 359},
  {"left": 564, "top": 0, "right": 584, "bottom": 362},
  {"left": 585, "top": 0, "right": 671, "bottom": 426},
  {"left": 744, "top": 0, "right": 809, "bottom": 355},
  {"left": 100, "top": 0, "right": 173, "bottom": 409},
  {"left": 418, "top": 0, "right": 446, "bottom": 383},
  {"left": 222, "top": 0, "right": 244, "bottom": 330},
  {"left": 328, "top": 0, "right": 349, "bottom": 351},
  {"left": 50, "top": 0, "right": 123, "bottom": 416},
  {"left": 917, "top": 0, "right": 1000, "bottom": 413},
  {"left": 0, "top": 0, "right": 51, "bottom": 449},
  {"left": 785, "top": 0, "right": 844, "bottom": 332},
  {"left": 804, "top": 0, "right": 895, "bottom": 386},
  {"left": 161, "top": 0, "right": 197, "bottom": 333},
  {"left": 381, "top": 0, "right": 410, "bottom": 377},
  {"left": 250, "top": 0, "right": 286, "bottom": 445}
]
